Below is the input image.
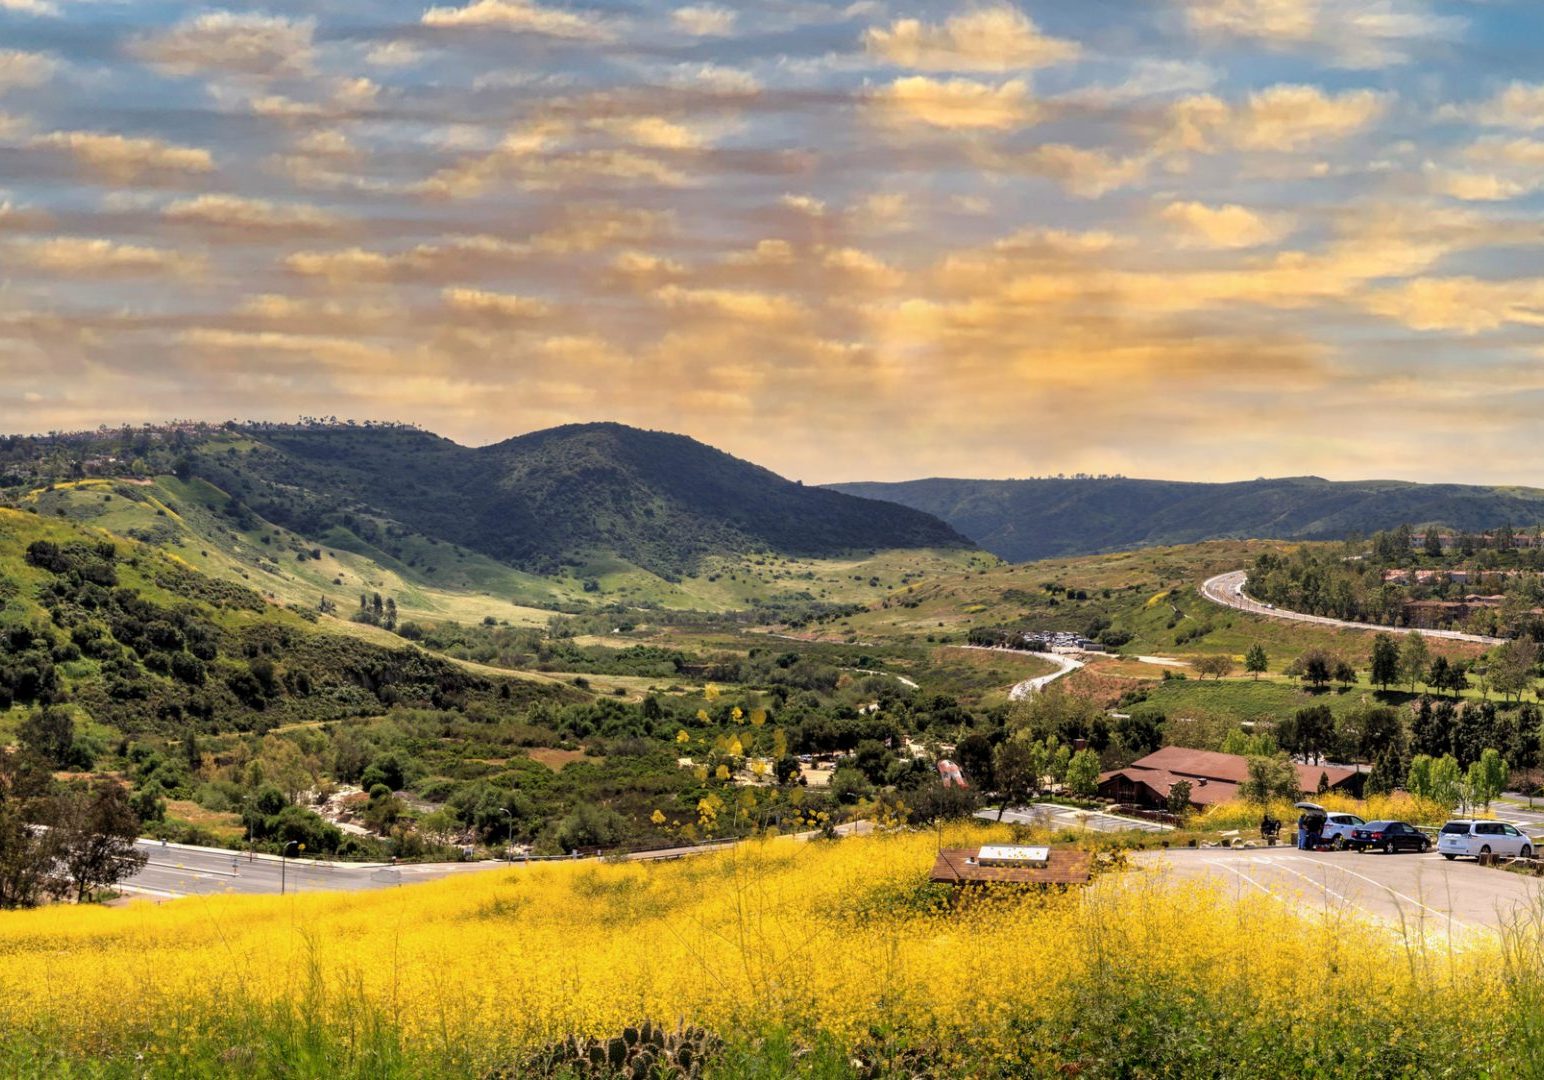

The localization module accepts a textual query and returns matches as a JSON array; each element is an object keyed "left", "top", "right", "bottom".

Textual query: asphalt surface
[
  {"left": 1149, "top": 845, "right": 1544, "bottom": 933},
  {"left": 1201, "top": 570, "right": 1505, "bottom": 645},
  {"left": 979, "top": 804, "right": 1173, "bottom": 834}
]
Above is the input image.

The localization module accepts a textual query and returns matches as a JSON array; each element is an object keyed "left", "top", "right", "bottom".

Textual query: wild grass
[{"left": 0, "top": 825, "right": 1539, "bottom": 1077}]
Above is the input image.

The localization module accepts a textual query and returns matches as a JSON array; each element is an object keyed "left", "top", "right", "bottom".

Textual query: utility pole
[{"left": 281, "top": 840, "right": 300, "bottom": 894}]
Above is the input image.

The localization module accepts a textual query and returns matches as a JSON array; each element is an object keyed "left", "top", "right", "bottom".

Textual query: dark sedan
[{"left": 1347, "top": 820, "right": 1431, "bottom": 854}]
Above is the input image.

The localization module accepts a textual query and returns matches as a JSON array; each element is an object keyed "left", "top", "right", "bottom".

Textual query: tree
[
  {"left": 1166, "top": 780, "right": 1193, "bottom": 815},
  {"left": 1424, "top": 529, "right": 1443, "bottom": 558},
  {"left": 1467, "top": 748, "right": 1508, "bottom": 810},
  {"left": 1294, "top": 649, "right": 1335, "bottom": 690},
  {"left": 1065, "top": 749, "right": 1100, "bottom": 798},
  {"left": 1244, "top": 644, "right": 1268, "bottom": 681},
  {"left": 1401, "top": 633, "right": 1430, "bottom": 694},
  {"left": 17, "top": 706, "right": 78, "bottom": 770},
  {"left": 1241, "top": 754, "right": 1301, "bottom": 803},
  {"left": 54, "top": 782, "right": 147, "bottom": 903},
  {"left": 1370, "top": 633, "right": 1401, "bottom": 691},
  {"left": 1334, "top": 660, "right": 1358, "bottom": 690},
  {"left": 1409, "top": 753, "right": 1463, "bottom": 809},
  {"left": 0, "top": 751, "right": 59, "bottom": 910},
  {"left": 954, "top": 733, "right": 994, "bottom": 791},
  {"left": 991, "top": 737, "right": 1037, "bottom": 821},
  {"left": 1291, "top": 705, "right": 1335, "bottom": 765},
  {"left": 1194, "top": 654, "right": 1234, "bottom": 680},
  {"left": 1491, "top": 639, "right": 1539, "bottom": 703}
]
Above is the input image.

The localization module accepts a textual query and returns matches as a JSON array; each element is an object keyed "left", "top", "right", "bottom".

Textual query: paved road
[
  {"left": 121, "top": 830, "right": 857, "bottom": 899},
  {"left": 979, "top": 804, "right": 1172, "bottom": 834},
  {"left": 1149, "top": 845, "right": 1544, "bottom": 933},
  {"left": 1009, "top": 652, "right": 1084, "bottom": 700},
  {"left": 1201, "top": 571, "right": 1505, "bottom": 645}
]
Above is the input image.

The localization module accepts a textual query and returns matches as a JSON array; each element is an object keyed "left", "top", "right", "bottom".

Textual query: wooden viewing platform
[{"left": 930, "top": 847, "right": 1092, "bottom": 886}]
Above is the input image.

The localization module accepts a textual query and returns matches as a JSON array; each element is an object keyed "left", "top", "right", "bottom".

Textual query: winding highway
[{"left": 1201, "top": 570, "right": 1505, "bottom": 645}]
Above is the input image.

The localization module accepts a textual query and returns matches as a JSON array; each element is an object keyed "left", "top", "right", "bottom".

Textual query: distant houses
[{"left": 968, "top": 627, "right": 1105, "bottom": 653}]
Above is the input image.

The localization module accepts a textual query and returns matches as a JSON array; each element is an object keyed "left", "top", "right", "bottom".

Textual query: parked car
[
  {"left": 1437, "top": 820, "right": 1534, "bottom": 861},
  {"left": 1347, "top": 820, "right": 1430, "bottom": 854},
  {"left": 1320, "top": 812, "right": 1366, "bottom": 850}
]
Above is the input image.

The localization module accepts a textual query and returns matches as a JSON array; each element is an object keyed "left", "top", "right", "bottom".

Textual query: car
[
  {"left": 1320, "top": 812, "right": 1366, "bottom": 850},
  {"left": 1437, "top": 820, "right": 1534, "bottom": 861},
  {"left": 1347, "top": 820, "right": 1430, "bottom": 854}
]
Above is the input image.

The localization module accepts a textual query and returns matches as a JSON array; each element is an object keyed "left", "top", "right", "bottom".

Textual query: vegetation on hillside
[{"left": 833, "top": 474, "right": 1544, "bottom": 562}]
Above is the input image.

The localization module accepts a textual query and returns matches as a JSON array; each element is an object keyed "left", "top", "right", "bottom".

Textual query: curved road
[
  {"left": 1201, "top": 571, "right": 1504, "bottom": 645},
  {"left": 1009, "top": 652, "right": 1084, "bottom": 700}
]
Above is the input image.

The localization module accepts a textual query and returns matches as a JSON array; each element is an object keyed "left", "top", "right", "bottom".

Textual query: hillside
[
  {"left": 176, "top": 423, "right": 972, "bottom": 578},
  {"left": 829, "top": 475, "right": 1544, "bottom": 562}
]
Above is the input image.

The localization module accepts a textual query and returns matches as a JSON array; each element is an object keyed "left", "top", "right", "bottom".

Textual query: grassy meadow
[{"left": 1, "top": 826, "right": 1539, "bottom": 1079}]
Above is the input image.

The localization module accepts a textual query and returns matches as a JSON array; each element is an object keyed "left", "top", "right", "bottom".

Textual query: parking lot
[
  {"left": 1149, "top": 846, "right": 1544, "bottom": 933},
  {"left": 980, "top": 804, "right": 1173, "bottom": 834}
]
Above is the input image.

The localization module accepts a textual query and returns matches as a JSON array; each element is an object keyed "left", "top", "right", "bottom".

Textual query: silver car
[{"left": 1320, "top": 812, "right": 1366, "bottom": 850}]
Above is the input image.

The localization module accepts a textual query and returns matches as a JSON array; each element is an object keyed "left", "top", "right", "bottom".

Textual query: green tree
[
  {"left": 1194, "top": 654, "right": 1234, "bottom": 680},
  {"left": 17, "top": 706, "right": 77, "bottom": 770},
  {"left": 1065, "top": 749, "right": 1100, "bottom": 798},
  {"left": 1467, "top": 748, "right": 1508, "bottom": 810},
  {"left": 1166, "top": 780, "right": 1193, "bottom": 815},
  {"left": 1424, "top": 529, "right": 1443, "bottom": 558},
  {"left": 54, "top": 782, "right": 147, "bottom": 903},
  {"left": 1401, "top": 632, "right": 1430, "bottom": 693},
  {"left": 1241, "top": 754, "right": 1300, "bottom": 803},
  {"left": 1244, "top": 643, "right": 1268, "bottom": 681},
  {"left": 1491, "top": 639, "right": 1539, "bottom": 703},
  {"left": 991, "top": 737, "right": 1037, "bottom": 821},
  {"left": 1370, "top": 633, "right": 1401, "bottom": 691}
]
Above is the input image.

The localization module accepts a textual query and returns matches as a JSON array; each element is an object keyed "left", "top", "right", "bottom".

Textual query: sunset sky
[{"left": 3, "top": 0, "right": 1543, "bottom": 484}]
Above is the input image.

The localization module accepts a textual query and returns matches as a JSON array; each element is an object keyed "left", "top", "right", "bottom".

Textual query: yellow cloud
[
  {"left": 1429, "top": 170, "right": 1529, "bottom": 202},
  {"left": 1365, "top": 277, "right": 1544, "bottom": 334},
  {"left": 163, "top": 195, "right": 340, "bottom": 232},
  {"left": 1468, "top": 82, "right": 1544, "bottom": 131},
  {"left": 31, "top": 130, "right": 214, "bottom": 180},
  {"left": 442, "top": 287, "right": 552, "bottom": 319},
  {"left": 1184, "top": 0, "right": 1462, "bottom": 69},
  {"left": 589, "top": 116, "right": 704, "bottom": 150},
  {"left": 1022, "top": 144, "right": 1148, "bottom": 197},
  {"left": 870, "top": 77, "right": 1033, "bottom": 130},
  {"left": 0, "top": 49, "right": 54, "bottom": 91},
  {"left": 864, "top": 6, "right": 1080, "bottom": 72},
  {"left": 1159, "top": 200, "right": 1294, "bottom": 248},
  {"left": 421, "top": 0, "right": 610, "bottom": 40},
  {"left": 655, "top": 284, "right": 805, "bottom": 323},
  {"left": 1167, "top": 84, "right": 1387, "bottom": 153},
  {"left": 10, "top": 237, "right": 202, "bottom": 276},
  {"left": 130, "top": 12, "right": 315, "bottom": 77},
  {"left": 672, "top": 5, "right": 735, "bottom": 36}
]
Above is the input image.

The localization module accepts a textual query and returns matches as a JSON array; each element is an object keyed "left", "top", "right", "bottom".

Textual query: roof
[
  {"left": 929, "top": 848, "right": 1092, "bottom": 886},
  {"left": 1097, "top": 767, "right": 1238, "bottom": 805},
  {"left": 1120, "top": 746, "right": 1358, "bottom": 793}
]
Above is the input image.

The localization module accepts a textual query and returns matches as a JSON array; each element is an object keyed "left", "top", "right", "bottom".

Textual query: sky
[{"left": 3, "top": 0, "right": 1544, "bottom": 485}]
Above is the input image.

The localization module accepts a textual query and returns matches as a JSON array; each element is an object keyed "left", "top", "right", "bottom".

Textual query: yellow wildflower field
[{"left": 0, "top": 826, "right": 1528, "bottom": 1076}]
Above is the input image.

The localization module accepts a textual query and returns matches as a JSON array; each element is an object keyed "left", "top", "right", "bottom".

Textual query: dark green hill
[
  {"left": 176, "top": 422, "right": 971, "bottom": 578},
  {"left": 827, "top": 476, "right": 1544, "bottom": 563}
]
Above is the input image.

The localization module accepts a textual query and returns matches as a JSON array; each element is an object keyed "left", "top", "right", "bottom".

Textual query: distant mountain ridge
[
  {"left": 9, "top": 422, "right": 970, "bottom": 578},
  {"left": 826, "top": 476, "right": 1544, "bottom": 563}
]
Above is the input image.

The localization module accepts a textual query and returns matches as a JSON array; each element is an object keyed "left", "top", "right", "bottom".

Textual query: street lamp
[
  {"left": 280, "top": 840, "right": 300, "bottom": 895},
  {"left": 498, "top": 808, "right": 512, "bottom": 860}
]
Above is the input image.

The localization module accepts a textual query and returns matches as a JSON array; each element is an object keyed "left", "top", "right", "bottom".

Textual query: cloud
[
  {"left": 163, "top": 194, "right": 341, "bottom": 232},
  {"left": 1183, "top": 0, "right": 1464, "bottom": 69},
  {"left": 442, "top": 287, "right": 552, "bottom": 319},
  {"left": 420, "top": 0, "right": 612, "bottom": 40},
  {"left": 1020, "top": 145, "right": 1149, "bottom": 197},
  {"left": 365, "top": 42, "right": 426, "bottom": 68},
  {"left": 0, "top": 0, "right": 57, "bottom": 15},
  {"left": 30, "top": 130, "right": 215, "bottom": 180},
  {"left": 864, "top": 6, "right": 1080, "bottom": 72},
  {"left": 9, "top": 237, "right": 202, "bottom": 276},
  {"left": 869, "top": 76, "right": 1034, "bottom": 130},
  {"left": 1365, "top": 277, "right": 1544, "bottom": 334},
  {"left": 1455, "top": 83, "right": 1544, "bottom": 131},
  {"left": 1160, "top": 201, "right": 1294, "bottom": 248},
  {"left": 673, "top": 6, "right": 735, "bottom": 36},
  {"left": 0, "top": 49, "right": 55, "bottom": 92},
  {"left": 655, "top": 284, "right": 805, "bottom": 323},
  {"left": 130, "top": 12, "right": 315, "bottom": 77},
  {"left": 1167, "top": 84, "right": 1388, "bottom": 153}
]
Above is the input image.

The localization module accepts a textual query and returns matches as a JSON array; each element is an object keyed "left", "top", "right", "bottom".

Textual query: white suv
[
  {"left": 1320, "top": 813, "right": 1365, "bottom": 850},
  {"left": 1437, "top": 820, "right": 1534, "bottom": 861}
]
